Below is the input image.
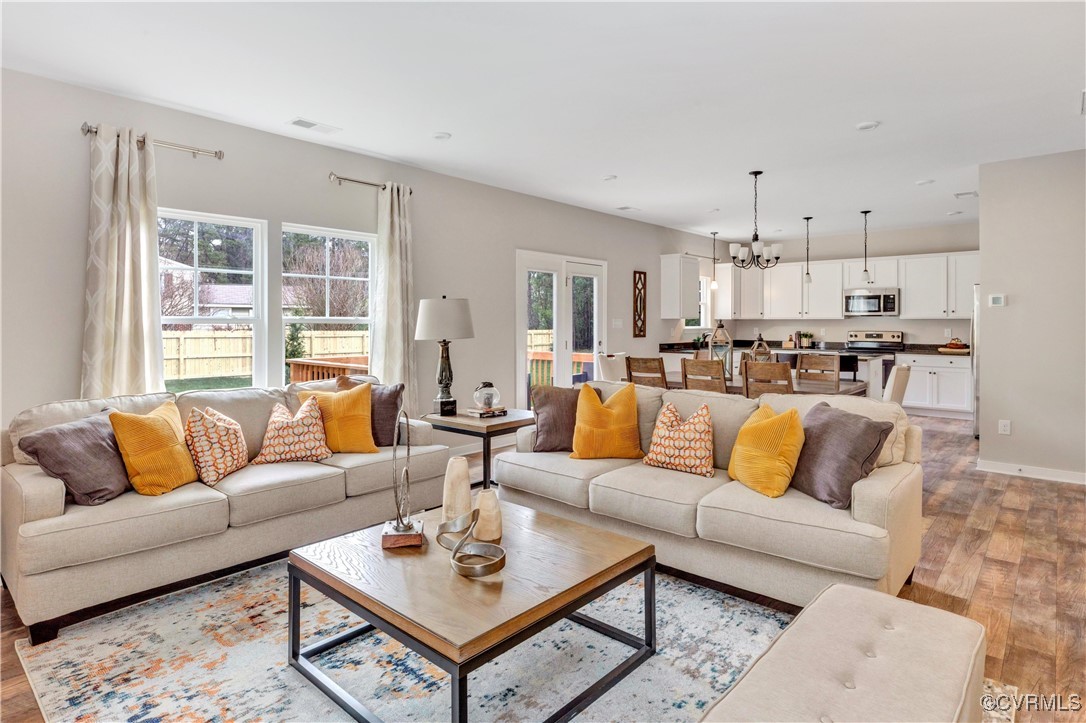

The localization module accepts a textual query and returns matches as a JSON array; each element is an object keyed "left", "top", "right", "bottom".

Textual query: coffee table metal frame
[{"left": 288, "top": 556, "right": 656, "bottom": 723}]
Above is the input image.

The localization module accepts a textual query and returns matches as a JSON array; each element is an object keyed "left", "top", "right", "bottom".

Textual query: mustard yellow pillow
[
  {"left": 298, "top": 383, "right": 378, "bottom": 454},
  {"left": 110, "top": 401, "right": 198, "bottom": 496},
  {"left": 727, "top": 404, "right": 805, "bottom": 498},
  {"left": 570, "top": 383, "right": 643, "bottom": 460}
]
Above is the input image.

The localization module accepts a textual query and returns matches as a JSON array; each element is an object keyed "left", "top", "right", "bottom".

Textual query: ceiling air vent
[
  {"left": 616, "top": 206, "right": 641, "bottom": 212},
  {"left": 953, "top": 191, "right": 979, "bottom": 199},
  {"left": 288, "top": 117, "right": 342, "bottom": 134}
]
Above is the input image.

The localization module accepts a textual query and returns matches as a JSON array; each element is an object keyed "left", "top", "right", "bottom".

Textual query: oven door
[{"left": 844, "top": 292, "right": 883, "bottom": 316}]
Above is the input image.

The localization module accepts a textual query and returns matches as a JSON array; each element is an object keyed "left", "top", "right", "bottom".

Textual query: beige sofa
[
  {"left": 495, "top": 381, "right": 923, "bottom": 606},
  {"left": 1, "top": 379, "right": 449, "bottom": 643}
]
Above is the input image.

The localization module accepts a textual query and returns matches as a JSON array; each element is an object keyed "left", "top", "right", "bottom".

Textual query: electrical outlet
[
  {"left": 753, "top": 327, "right": 759, "bottom": 335},
  {"left": 944, "top": 328, "right": 952, "bottom": 338},
  {"left": 998, "top": 420, "right": 1011, "bottom": 435},
  {"left": 820, "top": 328, "right": 826, "bottom": 336},
  {"left": 612, "top": 318, "right": 622, "bottom": 329}
]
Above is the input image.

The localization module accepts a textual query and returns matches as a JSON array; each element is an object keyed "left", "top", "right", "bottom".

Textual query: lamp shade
[{"left": 415, "top": 297, "right": 475, "bottom": 341}]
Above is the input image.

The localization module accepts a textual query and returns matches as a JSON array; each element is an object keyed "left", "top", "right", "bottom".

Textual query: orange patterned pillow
[
  {"left": 252, "top": 398, "right": 332, "bottom": 464},
  {"left": 643, "top": 402, "right": 715, "bottom": 477},
  {"left": 184, "top": 407, "right": 248, "bottom": 485}
]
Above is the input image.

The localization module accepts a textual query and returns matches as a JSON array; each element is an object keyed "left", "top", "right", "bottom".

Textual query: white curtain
[
  {"left": 370, "top": 183, "right": 418, "bottom": 415},
  {"left": 81, "top": 125, "right": 165, "bottom": 398}
]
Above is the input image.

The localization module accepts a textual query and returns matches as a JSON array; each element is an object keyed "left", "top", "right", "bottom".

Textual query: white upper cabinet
[
  {"left": 899, "top": 255, "right": 949, "bottom": 319},
  {"left": 764, "top": 263, "right": 805, "bottom": 319},
  {"left": 713, "top": 264, "right": 741, "bottom": 320},
  {"left": 660, "top": 254, "right": 700, "bottom": 319},
  {"left": 738, "top": 268, "right": 764, "bottom": 319},
  {"left": 845, "top": 258, "right": 898, "bottom": 288},
  {"left": 947, "top": 252, "right": 980, "bottom": 318},
  {"left": 803, "top": 262, "right": 843, "bottom": 318}
]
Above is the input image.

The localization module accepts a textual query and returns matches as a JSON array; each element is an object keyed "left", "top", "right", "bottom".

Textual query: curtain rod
[
  {"left": 81, "top": 122, "right": 225, "bottom": 160},
  {"left": 328, "top": 171, "right": 412, "bottom": 195}
]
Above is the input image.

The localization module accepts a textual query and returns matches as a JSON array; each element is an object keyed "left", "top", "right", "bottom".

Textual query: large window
[
  {"left": 282, "top": 224, "right": 374, "bottom": 384},
  {"left": 158, "top": 210, "right": 265, "bottom": 392},
  {"left": 684, "top": 276, "right": 712, "bottom": 329}
]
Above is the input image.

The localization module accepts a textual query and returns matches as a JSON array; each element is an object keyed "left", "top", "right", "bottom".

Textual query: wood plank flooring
[{"left": 3, "top": 416, "right": 1083, "bottom": 721}]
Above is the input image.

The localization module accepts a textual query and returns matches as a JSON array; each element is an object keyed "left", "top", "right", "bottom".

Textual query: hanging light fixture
[
  {"left": 860, "top": 210, "right": 872, "bottom": 284},
  {"left": 710, "top": 232, "right": 719, "bottom": 290},
  {"left": 730, "top": 171, "right": 782, "bottom": 270},
  {"left": 803, "top": 216, "right": 813, "bottom": 284}
]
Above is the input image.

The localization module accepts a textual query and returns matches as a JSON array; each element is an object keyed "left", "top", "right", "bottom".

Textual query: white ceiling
[{"left": 3, "top": 2, "right": 1084, "bottom": 241}]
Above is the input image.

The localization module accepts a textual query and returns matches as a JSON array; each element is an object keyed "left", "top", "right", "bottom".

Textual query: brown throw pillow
[
  {"left": 791, "top": 402, "right": 894, "bottom": 509},
  {"left": 531, "top": 385, "right": 602, "bottom": 453},
  {"left": 17, "top": 409, "right": 131, "bottom": 505},
  {"left": 335, "top": 375, "right": 405, "bottom": 447}
]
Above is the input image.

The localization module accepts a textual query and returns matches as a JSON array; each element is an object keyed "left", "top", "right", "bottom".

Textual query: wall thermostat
[{"left": 988, "top": 294, "right": 1007, "bottom": 307}]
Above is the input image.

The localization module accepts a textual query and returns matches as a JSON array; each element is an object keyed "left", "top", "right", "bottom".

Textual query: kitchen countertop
[{"left": 661, "top": 340, "right": 969, "bottom": 356}]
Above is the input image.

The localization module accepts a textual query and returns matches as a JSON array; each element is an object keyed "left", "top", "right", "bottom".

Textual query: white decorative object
[
  {"left": 441, "top": 456, "right": 472, "bottom": 522},
  {"left": 473, "top": 489, "right": 502, "bottom": 542}
]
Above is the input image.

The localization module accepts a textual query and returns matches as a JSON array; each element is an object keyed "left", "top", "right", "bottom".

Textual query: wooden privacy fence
[
  {"left": 163, "top": 329, "right": 369, "bottom": 381},
  {"left": 527, "top": 350, "right": 594, "bottom": 390}
]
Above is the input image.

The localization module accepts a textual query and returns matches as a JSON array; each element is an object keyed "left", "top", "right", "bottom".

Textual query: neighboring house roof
[
  {"left": 159, "top": 256, "right": 194, "bottom": 271},
  {"left": 199, "top": 283, "right": 301, "bottom": 308}
]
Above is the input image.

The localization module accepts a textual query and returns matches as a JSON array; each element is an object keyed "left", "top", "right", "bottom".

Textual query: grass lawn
[{"left": 165, "top": 376, "right": 253, "bottom": 393}]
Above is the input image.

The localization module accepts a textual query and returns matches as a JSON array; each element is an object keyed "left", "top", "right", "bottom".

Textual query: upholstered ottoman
[{"left": 703, "top": 584, "right": 986, "bottom": 723}]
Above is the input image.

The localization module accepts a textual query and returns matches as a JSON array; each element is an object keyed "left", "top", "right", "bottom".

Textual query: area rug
[{"left": 16, "top": 561, "right": 1015, "bottom": 722}]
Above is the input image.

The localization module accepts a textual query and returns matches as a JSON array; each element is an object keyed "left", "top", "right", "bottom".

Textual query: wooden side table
[{"left": 421, "top": 409, "right": 536, "bottom": 489}]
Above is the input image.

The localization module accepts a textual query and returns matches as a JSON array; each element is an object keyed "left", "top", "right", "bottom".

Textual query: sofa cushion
[
  {"left": 110, "top": 402, "right": 199, "bottom": 496},
  {"left": 286, "top": 376, "right": 381, "bottom": 412},
  {"left": 531, "top": 385, "right": 600, "bottom": 453},
  {"left": 336, "top": 377, "right": 405, "bottom": 447},
  {"left": 18, "top": 482, "right": 228, "bottom": 575},
  {"left": 321, "top": 445, "right": 449, "bottom": 497},
  {"left": 9, "top": 392, "right": 175, "bottom": 465},
  {"left": 588, "top": 380, "right": 664, "bottom": 453},
  {"left": 298, "top": 384, "right": 378, "bottom": 454},
  {"left": 590, "top": 464, "right": 728, "bottom": 537},
  {"left": 697, "top": 482, "right": 890, "bottom": 579},
  {"left": 643, "top": 402, "right": 715, "bottom": 478},
  {"left": 757, "top": 394, "right": 908, "bottom": 469},
  {"left": 571, "top": 383, "right": 643, "bottom": 460},
  {"left": 727, "top": 405, "right": 805, "bottom": 499},
  {"left": 661, "top": 389, "right": 758, "bottom": 470},
  {"left": 17, "top": 410, "right": 131, "bottom": 505},
  {"left": 251, "top": 400, "right": 333, "bottom": 464},
  {"left": 214, "top": 461, "right": 345, "bottom": 526},
  {"left": 177, "top": 387, "right": 289, "bottom": 461},
  {"left": 494, "top": 451, "right": 639, "bottom": 509}
]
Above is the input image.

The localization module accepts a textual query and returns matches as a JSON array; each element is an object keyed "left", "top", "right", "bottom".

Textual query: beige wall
[
  {"left": 978, "top": 150, "right": 1085, "bottom": 478},
  {"left": 0, "top": 70, "right": 704, "bottom": 435}
]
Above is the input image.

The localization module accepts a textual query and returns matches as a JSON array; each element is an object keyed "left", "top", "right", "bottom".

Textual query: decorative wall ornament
[{"left": 633, "top": 270, "right": 647, "bottom": 337}]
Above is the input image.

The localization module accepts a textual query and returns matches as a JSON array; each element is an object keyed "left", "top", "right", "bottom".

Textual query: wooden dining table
[{"left": 662, "top": 372, "right": 868, "bottom": 397}]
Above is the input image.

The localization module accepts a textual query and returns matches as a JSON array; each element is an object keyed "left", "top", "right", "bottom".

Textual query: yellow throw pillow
[
  {"left": 110, "top": 401, "right": 198, "bottom": 496},
  {"left": 570, "top": 383, "right": 643, "bottom": 460},
  {"left": 643, "top": 402, "right": 715, "bottom": 477},
  {"left": 728, "top": 404, "right": 805, "bottom": 498},
  {"left": 298, "top": 383, "right": 378, "bottom": 454}
]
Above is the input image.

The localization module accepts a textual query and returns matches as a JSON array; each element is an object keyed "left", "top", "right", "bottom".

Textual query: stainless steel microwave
[{"left": 844, "top": 288, "right": 899, "bottom": 316}]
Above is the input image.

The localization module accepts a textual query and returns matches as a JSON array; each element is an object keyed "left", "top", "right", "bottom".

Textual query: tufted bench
[{"left": 702, "top": 584, "right": 986, "bottom": 723}]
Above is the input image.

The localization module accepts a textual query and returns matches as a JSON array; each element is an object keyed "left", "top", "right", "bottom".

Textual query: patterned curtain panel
[
  {"left": 81, "top": 125, "right": 165, "bottom": 398},
  {"left": 369, "top": 183, "right": 418, "bottom": 416}
]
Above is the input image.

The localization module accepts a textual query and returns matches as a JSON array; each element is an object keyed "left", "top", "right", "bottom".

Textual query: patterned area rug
[{"left": 16, "top": 561, "right": 1014, "bottom": 722}]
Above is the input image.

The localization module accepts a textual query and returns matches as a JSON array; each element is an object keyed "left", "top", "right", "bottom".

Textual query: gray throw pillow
[
  {"left": 531, "top": 385, "right": 602, "bottom": 453},
  {"left": 335, "top": 376, "right": 405, "bottom": 447},
  {"left": 791, "top": 402, "right": 894, "bottom": 509},
  {"left": 17, "top": 409, "right": 131, "bottom": 505}
]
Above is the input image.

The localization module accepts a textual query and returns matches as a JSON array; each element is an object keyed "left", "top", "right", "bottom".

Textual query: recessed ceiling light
[
  {"left": 602, "top": 175, "right": 618, "bottom": 182},
  {"left": 288, "top": 117, "right": 341, "bottom": 134},
  {"left": 773, "top": 228, "right": 784, "bottom": 233},
  {"left": 855, "top": 121, "right": 881, "bottom": 131},
  {"left": 915, "top": 179, "right": 936, "bottom": 186},
  {"left": 946, "top": 210, "right": 963, "bottom": 216},
  {"left": 615, "top": 206, "right": 640, "bottom": 212},
  {"left": 953, "top": 191, "right": 979, "bottom": 199},
  {"left": 432, "top": 132, "right": 452, "bottom": 141},
  {"left": 707, "top": 207, "right": 720, "bottom": 213}
]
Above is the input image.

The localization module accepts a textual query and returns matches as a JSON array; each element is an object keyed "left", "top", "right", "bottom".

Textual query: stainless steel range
[{"left": 845, "top": 330, "right": 905, "bottom": 354}]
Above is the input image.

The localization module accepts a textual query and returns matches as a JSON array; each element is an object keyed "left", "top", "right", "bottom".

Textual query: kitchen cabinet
[
  {"left": 899, "top": 256, "right": 948, "bottom": 319},
  {"left": 803, "top": 261, "right": 843, "bottom": 318},
  {"left": 738, "top": 268, "right": 764, "bottom": 319},
  {"left": 896, "top": 353, "right": 973, "bottom": 413},
  {"left": 845, "top": 258, "right": 898, "bottom": 289},
  {"left": 764, "top": 263, "right": 804, "bottom": 319},
  {"left": 713, "top": 264, "right": 741, "bottom": 320},
  {"left": 948, "top": 252, "right": 980, "bottom": 318},
  {"left": 660, "top": 254, "right": 700, "bottom": 319}
]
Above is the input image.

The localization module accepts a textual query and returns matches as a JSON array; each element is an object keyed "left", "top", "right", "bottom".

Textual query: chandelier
[{"left": 730, "top": 171, "right": 782, "bottom": 270}]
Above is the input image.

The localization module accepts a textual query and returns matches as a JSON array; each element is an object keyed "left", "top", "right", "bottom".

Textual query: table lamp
[{"left": 415, "top": 296, "right": 475, "bottom": 415}]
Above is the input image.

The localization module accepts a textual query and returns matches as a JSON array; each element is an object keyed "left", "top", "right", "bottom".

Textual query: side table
[{"left": 421, "top": 409, "right": 536, "bottom": 489}]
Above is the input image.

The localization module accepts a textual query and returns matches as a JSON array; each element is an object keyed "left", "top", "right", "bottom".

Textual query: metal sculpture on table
[
  {"left": 381, "top": 409, "right": 425, "bottom": 548},
  {"left": 436, "top": 509, "right": 507, "bottom": 577}
]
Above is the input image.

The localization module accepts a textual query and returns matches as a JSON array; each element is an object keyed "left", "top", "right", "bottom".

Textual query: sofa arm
[
  {"left": 516, "top": 425, "right": 537, "bottom": 453},
  {"left": 852, "top": 462, "right": 923, "bottom": 592},
  {"left": 400, "top": 418, "right": 433, "bottom": 446},
  {"left": 904, "top": 425, "right": 923, "bottom": 464}
]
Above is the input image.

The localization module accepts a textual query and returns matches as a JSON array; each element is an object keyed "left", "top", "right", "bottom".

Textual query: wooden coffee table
[{"left": 288, "top": 501, "right": 656, "bottom": 723}]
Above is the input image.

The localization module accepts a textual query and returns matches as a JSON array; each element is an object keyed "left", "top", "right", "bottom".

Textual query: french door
[{"left": 515, "top": 251, "right": 607, "bottom": 408}]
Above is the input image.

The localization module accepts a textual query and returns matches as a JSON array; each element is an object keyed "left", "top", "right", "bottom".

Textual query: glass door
[
  {"left": 565, "top": 262, "right": 603, "bottom": 385},
  {"left": 525, "top": 269, "right": 557, "bottom": 404}
]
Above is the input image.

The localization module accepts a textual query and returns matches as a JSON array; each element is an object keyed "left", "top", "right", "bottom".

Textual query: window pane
[
  {"left": 158, "top": 217, "right": 194, "bottom": 266},
  {"left": 163, "top": 324, "right": 253, "bottom": 392},
  {"left": 329, "top": 279, "right": 368, "bottom": 318},
  {"left": 283, "top": 232, "right": 326, "bottom": 275},
  {"left": 329, "top": 237, "right": 369, "bottom": 278},
  {"left": 283, "top": 274, "right": 327, "bottom": 318},
  {"left": 199, "top": 272, "right": 253, "bottom": 318},
  {"left": 160, "top": 270, "right": 195, "bottom": 317},
  {"left": 198, "top": 222, "right": 253, "bottom": 271},
  {"left": 284, "top": 322, "right": 370, "bottom": 385}
]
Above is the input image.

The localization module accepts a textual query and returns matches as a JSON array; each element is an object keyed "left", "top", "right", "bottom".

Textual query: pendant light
[
  {"left": 803, "top": 216, "right": 813, "bottom": 284},
  {"left": 729, "top": 171, "right": 782, "bottom": 270},
  {"left": 860, "top": 210, "right": 872, "bottom": 284},
  {"left": 710, "top": 232, "right": 719, "bottom": 290}
]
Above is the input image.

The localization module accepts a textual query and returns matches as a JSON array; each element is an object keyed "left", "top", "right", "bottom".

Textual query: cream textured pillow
[
  {"left": 252, "top": 398, "right": 332, "bottom": 464},
  {"left": 184, "top": 407, "right": 248, "bottom": 485},
  {"left": 643, "top": 402, "right": 715, "bottom": 477}
]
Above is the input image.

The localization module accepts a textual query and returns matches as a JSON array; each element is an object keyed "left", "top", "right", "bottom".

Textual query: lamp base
[
  {"left": 381, "top": 519, "right": 425, "bottom": 549},
  {"left": 435, "top": 398, "right": 457, "bottom": 416}
]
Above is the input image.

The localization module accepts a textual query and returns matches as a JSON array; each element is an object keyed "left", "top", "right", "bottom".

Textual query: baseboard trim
[
  {"left": 903, "top": 408, "right": 972, "bottom": 421},
  {"left": 976, "top": 458, "right": 1086, "bottom": 485}
]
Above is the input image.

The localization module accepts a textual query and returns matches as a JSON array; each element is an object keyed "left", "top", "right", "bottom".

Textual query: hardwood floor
[{"left": 2, "top": 417, "right": 1083, "bottom": 721}]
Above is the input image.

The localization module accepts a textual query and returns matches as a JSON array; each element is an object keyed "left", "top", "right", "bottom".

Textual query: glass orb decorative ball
[{"left": 474, "top": 382, "right": 500, "bottom": 409}]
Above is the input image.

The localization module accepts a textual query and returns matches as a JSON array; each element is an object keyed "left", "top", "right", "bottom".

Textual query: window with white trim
[{"left": 684, "top": 276, "right": 712, "bottom": 329}]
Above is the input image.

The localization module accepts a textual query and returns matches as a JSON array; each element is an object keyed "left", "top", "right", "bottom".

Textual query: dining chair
[
  {"left": 625, "top": 356, "right": 668, "bottom": 389},
  {"left": 796, "top": 353, "right": 841, "bottom": 393},
  {"left": 595, "top": 352, "right": 628, "bottom": 382},
  {"left": 742, "top": 361, "right": 794, "bottom": 398},
  {"left": 883, "top": 365, "right": 912, "bottom": 404},
  {"left": 681, "top": 357, "right": 728, "bottom": 393}
]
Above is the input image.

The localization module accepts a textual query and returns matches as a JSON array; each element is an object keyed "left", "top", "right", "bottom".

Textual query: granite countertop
[{"left": 660, "top": 341, "right": 970, "bottom": 356}]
